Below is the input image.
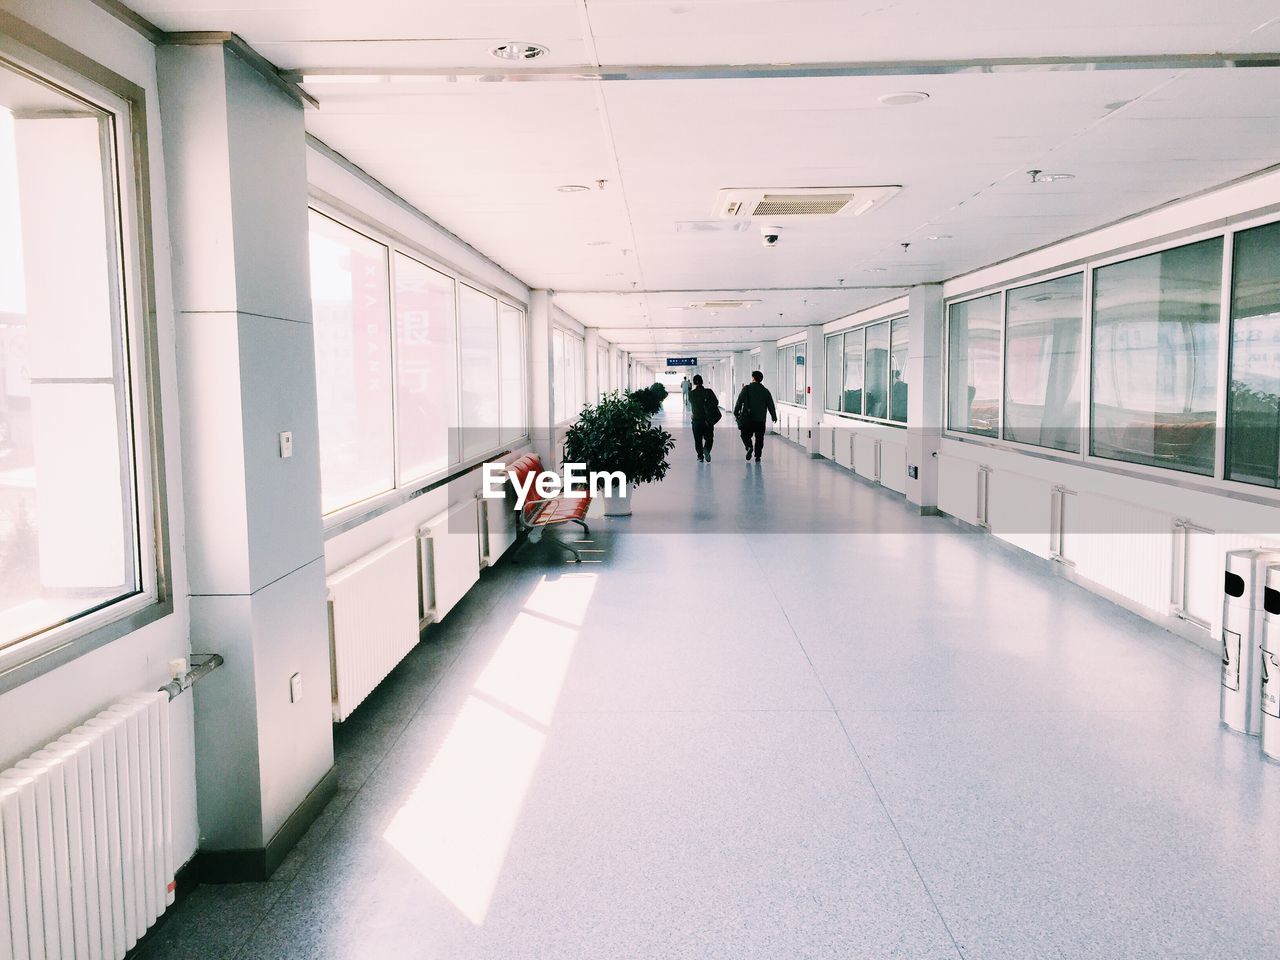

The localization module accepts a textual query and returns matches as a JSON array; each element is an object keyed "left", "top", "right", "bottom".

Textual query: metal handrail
[{"left": 158, "top": 653, "right": 224, "bottom": 701}]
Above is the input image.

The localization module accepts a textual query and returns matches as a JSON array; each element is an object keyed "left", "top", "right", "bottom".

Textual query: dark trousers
[
  {"left": 740, "top": 420, "right": 766, "bottom": 458},
  {"left": 692, "top": 420, "right": 715, "bottom": 458}
]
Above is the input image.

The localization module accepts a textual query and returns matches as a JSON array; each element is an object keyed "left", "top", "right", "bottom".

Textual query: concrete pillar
[
  {"left": 805, "top": 324, "right": 825, "bottom": 457},
  {"left": 905, "top": 283, "right": 945, "bottom": 514},
  {"left": 158, "top": 40, "right": 334, "bottom": 879},
  {"left": 755, "top": 342, "right": 778, "bottom": 431},
  {"left": 584, "top": 327, "right": 600, "bottom": 403},
  {"left": 528, "top": 290, "right": 555, "bottom": 464}
]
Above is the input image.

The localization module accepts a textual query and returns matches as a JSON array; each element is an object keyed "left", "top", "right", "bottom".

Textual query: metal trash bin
[
  {"left": 1221, "top": 549, "right": 1280, "bottom": 735},
  {"left": 1260, "top": 564, "right": 1280, "bottom": 761}
]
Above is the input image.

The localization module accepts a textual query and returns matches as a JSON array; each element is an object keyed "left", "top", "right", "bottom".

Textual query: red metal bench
[{"left": 508, "top": 453, "right": 591, "bottom": 562}]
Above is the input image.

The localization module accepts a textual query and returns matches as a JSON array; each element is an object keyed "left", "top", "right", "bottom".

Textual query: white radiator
[
  {"left": 419, "top": 500, "right": 482, "bottom": 624},
  {"left": 482, "top": 497, "right": 517, "bottom": 567},
  {"left": 1, "top": 691, "right": 173, "bottom": 960},
  {"left": 327, "top": 538, "right": 421, "bottom": 722}
]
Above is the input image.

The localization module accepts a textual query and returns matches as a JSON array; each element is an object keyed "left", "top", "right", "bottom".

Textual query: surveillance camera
[{"left": 760, "top": 225, "right": 783, "bottom": 248}]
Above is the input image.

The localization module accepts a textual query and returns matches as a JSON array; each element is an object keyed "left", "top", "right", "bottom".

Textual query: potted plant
[
  {"left": 626, "top": 382, "right": 668, "bottom": 417},
  {"left": 562, "top": 391, "right": 675, "bottom": 516}
]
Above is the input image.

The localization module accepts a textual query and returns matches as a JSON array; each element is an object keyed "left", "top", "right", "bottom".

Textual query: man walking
[
  {"left": 733, "top": 370, "right": 777, "bottom": 462},
  {"left": 689, "top": 374, "right": 719, "bottom": 462},
  {"left": 680, "top": 375, "right": 692, "bottom": 410}
]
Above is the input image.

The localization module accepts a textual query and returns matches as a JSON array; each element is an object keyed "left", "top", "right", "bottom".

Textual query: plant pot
[{"left": 603, "top": 484, "right": 633, "bottom": 517}]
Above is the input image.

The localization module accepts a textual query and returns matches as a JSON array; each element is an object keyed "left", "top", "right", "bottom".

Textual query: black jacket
[
  {"left": 734, "top": 382, "right": 777, "bottom": 423},
  {"left": 690, "top": 386, "right": 719, "bottom": 423}
]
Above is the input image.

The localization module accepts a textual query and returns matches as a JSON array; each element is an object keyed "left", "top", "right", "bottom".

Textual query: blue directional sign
[{"left": 666, "top": 357, "right": 698, "bottom": 367}]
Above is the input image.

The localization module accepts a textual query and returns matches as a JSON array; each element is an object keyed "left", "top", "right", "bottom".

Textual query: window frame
[
  {"left": 0, "top": 20, "right": 173, "bottom": 692},
  {"left": 307, "top": 197, "right": 530, "bottom": 535},
  {"left": 822, "top": 316, "right": 909, "bottom": 428},
  {"left": 940, "top": 214, "right": 1280, "bottom": 506}
]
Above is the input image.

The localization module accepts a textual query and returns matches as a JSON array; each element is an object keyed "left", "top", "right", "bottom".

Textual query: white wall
[{"left": 0, "top": 0, "right": 199, "bottom": 865}]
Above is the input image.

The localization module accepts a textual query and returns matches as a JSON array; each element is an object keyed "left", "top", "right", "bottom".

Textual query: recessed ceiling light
[
  {"left": 586, "top": 240, "right": 611, "bottom": 246},
  {"left": 878, "top": 91, "right": 930, "bottom": 107},
  {"left": 927, "top": 234, "right": 953, "bottom": 241},
  {"left": 863, "top": 267, "right": 887, "bottom": 273},
  {"left": 557, "top": 184, "right": 591, "bottom": 193},
  {"left": 490, "top": 42, "right": 548, "bottom": 61}
]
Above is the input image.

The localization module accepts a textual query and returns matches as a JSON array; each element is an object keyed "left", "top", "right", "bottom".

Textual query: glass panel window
[
  {"left": 864, "top": 322, "right": 890, "bottom": 418},
  {"left": 393, "top": 254, "right": 454, "bottom": 483},
  {"left": 1091, "top": 238, "right": 1222, "bottom": 475},
  {"left": 309, "top": 211, "right": 395, "bottom": 512},
  {"left": 1004, "top": 273, "right": 1083, "bottom": 452},
  {"left": 947, "top": 293, "right": 1002, "bottom": 437},
  {"left": 825, "top": 334, "right": 843, "bottom": 412},
  {"left": 499, "top": 304, "right": 525, "bottom": 443},
  {"left": 842, "top": 330, "right": 864, "bottom": 415},
  {"left": 889, "top": 317, "right": 909, "bottom": 423},
  {"left": 458, "top": 284, "right": 500, "bottom": 458},
  {"left": 0, "top": 60, "right": 143, "bottom": 651},
  {"left": 1227, "top": 222, "right": 1280, "bottom": 487}
]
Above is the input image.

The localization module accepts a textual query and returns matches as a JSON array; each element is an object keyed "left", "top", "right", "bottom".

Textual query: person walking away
[
  {"left": 690, "top": 374, "right": 720, "bottom": 462},
  {"left": 733, "top": 370, "right": 777, "bottom": 462},
  {"left": 680, "top": 375, "right": 692, "bottom": 410}
]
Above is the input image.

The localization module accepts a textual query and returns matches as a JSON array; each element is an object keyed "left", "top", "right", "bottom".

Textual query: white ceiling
[{"left": 125, "top": 0, "right": 1280, "bottom": 352}]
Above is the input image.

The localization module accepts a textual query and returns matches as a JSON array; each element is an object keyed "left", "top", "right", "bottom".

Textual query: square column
[
  {"left": 805, "top": 324, "right": 825, "bottom": 457},
  {"left": 528, "top": 290, "right": 555, "bottom": 464},
  {"left": 157, "top": 40, "right": 334, "bottom": 877},
  {"left": 584, "top": 327, "right": 600, "bottom": 403},
  {"left": 905, "top": 283, "right": 945, "bottom": 514}
]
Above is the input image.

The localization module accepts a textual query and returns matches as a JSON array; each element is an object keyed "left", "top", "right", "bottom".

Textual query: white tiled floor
[{"left": 141, "top": 420, "right": 1280, "bottom": 960}]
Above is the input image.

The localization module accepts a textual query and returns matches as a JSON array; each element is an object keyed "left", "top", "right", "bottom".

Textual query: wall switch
[
  {"left": 289, "top": 672, "right": 302, "bottom": 703},
  {"left": 908, "top": 464, "right": 919, "bottom": 480},
  {"left": 279, "top": 431, "right": 293, "bottom": 459}
]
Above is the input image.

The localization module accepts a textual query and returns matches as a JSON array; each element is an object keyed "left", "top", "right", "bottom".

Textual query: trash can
[
  {"left": 1260, "top": 564, "right": 1280, "bottom": 761},
  {"left": 1221, "top": 549, "right": 1280, "bottom": 735}
]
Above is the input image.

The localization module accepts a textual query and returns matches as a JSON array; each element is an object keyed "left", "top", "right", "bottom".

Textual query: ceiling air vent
[{"left": 715, "top": 186, "right": 901, "bottom": 220}]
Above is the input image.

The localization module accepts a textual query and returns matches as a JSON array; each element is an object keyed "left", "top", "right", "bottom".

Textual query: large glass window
[
  {"left": 1091, "top": 238, "right": 1222, "bottom": 475},
  {"left": 842, "top": 331, "right": 864, "bottom": 415},
  {"left": 825, "top": 334, "right": 843, "bottom": 412},
  {"left": 0, "top": 57, "right": 146, "bottom": 654},
  {"left": 947, "top": 293, "right": 1002, "bottom": 437},
  {"left": 309, "top": 211, "right": 395, "bottom": 512},
  {"left": 1004, "top": 273, "right": 1083, "bottom": 452},
  {"left": 499, "top": 303, "right": 525, "bottom": 444},
  {"left": 394, "top": 254, "right": 455, "bottom": 483},
  {"left": 864, "top": 322, "right": 890, "bottom": 418},
  {"left": 1227, "top": 222, "right": 1280, "bottom": 487},
  {"left": 459, "top": 284, "right": 500, "bottom": 459},
  {"left": 889, "top": 318, "right": 909, "bottom": 423}
]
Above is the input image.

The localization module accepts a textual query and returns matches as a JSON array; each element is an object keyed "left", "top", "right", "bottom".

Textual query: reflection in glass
[
  {"left": 1091, "top": 238, "right": 1222, "bottom": 475},
  {"left": 864, "top": 322, "right": 890, "bottom": 418},
  {"left": 1004, "top": 273, "right": 1083, "bottom": 452},
  {"left": 842, "top": 330, "right": 864, "bottom": 415},
  {"left": 459, "top": 285, "right": 500, "bottom": 458},
  {"left": 309, "top": 211, "right": 396, "bottom": 512},
  {"left": 394, "top": 254, "right": 455, "bottom": 482},
  {"left": 947, "top": 293, "right": 1002, "bottom": 437},
  {"left": 889, "top": 318, "right": 909, "bottom": 423},
  {"left": 1228, "top": 222, "right": 1280, "bottom": 487}
]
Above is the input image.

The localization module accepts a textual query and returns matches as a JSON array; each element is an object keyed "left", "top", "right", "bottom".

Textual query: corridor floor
[{"left": 140, "top": 423, "right": 1280, "bottom": 960}]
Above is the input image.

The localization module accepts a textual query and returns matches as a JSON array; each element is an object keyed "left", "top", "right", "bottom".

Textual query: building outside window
[
  {"left": 394, "top": 253, "right": 455, "bottom": 483},
  {"left": 947, "top": 293, "right": 1002, "bottom": 438},
  {"left": 1227, "top": 221, "right": 1280, "bottom": 487},
  {"left": 1003, "top": 273, "right": 1083, "bottom": 453}
]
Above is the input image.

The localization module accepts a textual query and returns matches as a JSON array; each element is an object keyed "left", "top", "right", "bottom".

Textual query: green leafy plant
[
  {"left": 626, "top": 382, "right": 668, "bottom": 416},
  {"left": 562, "top": 391, "right": 675, "bottom": 487}
]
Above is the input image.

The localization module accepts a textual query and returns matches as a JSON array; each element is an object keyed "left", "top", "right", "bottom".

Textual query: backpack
[{"left": 704, "top": 390, "right": 723, "bottom": 425}]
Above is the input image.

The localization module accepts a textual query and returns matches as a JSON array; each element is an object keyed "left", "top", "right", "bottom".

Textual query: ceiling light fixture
[
  {"left": 490, "top": 42, "right": 549, "bottom": 61},
  {"left": 863, "top": 267, "right": 887, "bottom": 273},
  {"left": 557, "top": 184, "right": 591, "bottom": 193},
  {"left": 878, "top": 91, "right": 930, "bottom": 107},
  {"left": 586, "top": 240, "right": 611, "bottom": 246},
  {"left": 1028, "top": 169, "right": 1076, "bottom": 184},
  {"left": 927, "top": 234, "right": 953, "bottom": 241}
]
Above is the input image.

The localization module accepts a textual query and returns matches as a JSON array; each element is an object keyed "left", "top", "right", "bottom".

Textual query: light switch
[
  {"left": 279, "top": 431, "right": 293, "bottom": 459},
  {"left": 289, "top": 672, "right": 302, "bottom": 703}
]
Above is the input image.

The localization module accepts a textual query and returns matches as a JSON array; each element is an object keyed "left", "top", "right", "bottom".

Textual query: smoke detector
[{"left": 715, "top": 186, "right": 901, "bottom": 219}]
